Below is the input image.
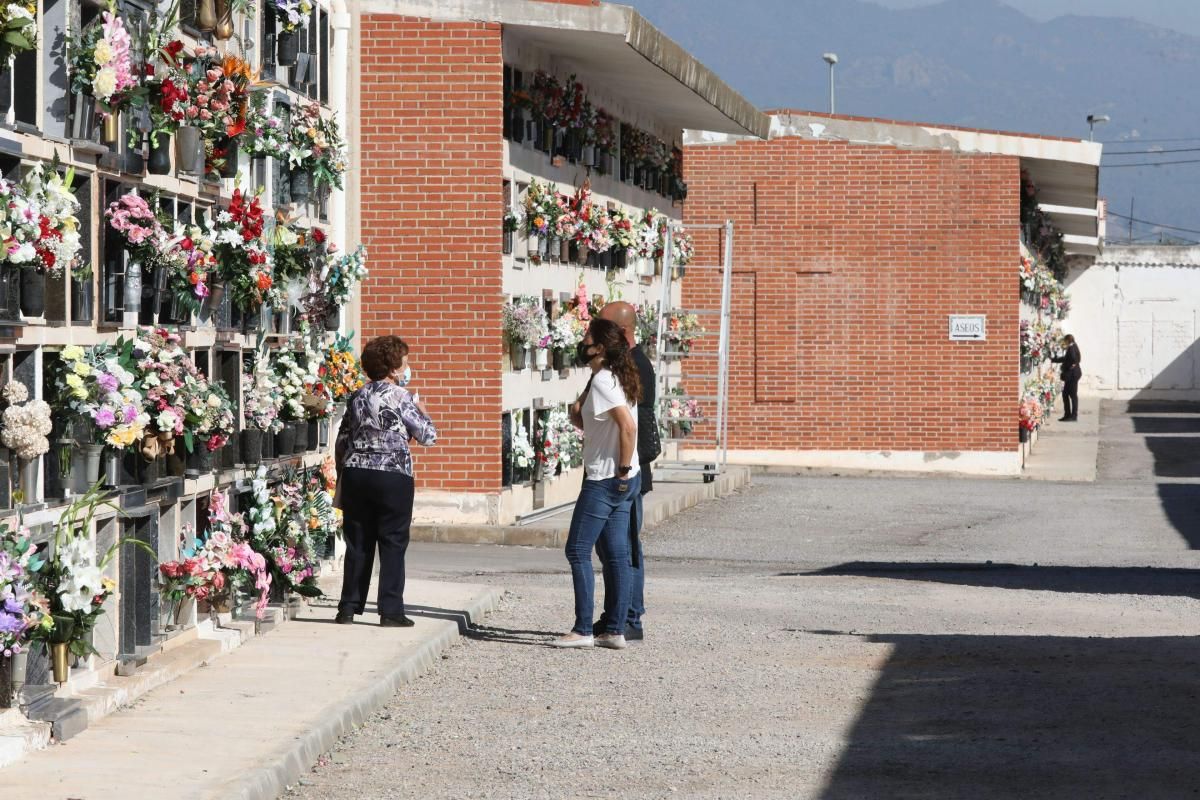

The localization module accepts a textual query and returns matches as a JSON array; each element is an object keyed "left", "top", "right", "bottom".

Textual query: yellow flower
[
  {"left": 101, "top": 577, "right": 116, "bottom": 592},
  {"left": 93, "top": 39, "right": 114, "bottom": 65},
  {"left": 62, "top": 345, "right": 84, "bottom": 362},
  {"left": 106, "top": 426, "right": 138, "bottom": 448},
  {"left": 73, "top": 362, "right": 91, "bottom": 377},
  {"left": 65, "top": 374, "right": 83, "bottom": 389},
  {"left": 72, "top": 387, "right": 87, "bottom": 400}
]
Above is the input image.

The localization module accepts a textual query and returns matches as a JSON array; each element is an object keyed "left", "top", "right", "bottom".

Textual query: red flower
[
  {"left": 256, "top": 273, "right": 273, "bottom": 290},
  {"left": 311, "top": 228, "right": 326, "bottom": 244},
  {"left": 181, "top": 237, "right": 194, "bottom": 251}
]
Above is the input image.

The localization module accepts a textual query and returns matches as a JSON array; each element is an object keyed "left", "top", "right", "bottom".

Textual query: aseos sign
[{"left": 948, "top": 315, "right": 987, "bottom": 341}]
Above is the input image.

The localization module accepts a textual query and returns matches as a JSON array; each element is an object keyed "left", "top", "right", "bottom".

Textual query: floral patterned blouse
[{"left": 336, "top": 381, "right": 437, "bottom": 476}]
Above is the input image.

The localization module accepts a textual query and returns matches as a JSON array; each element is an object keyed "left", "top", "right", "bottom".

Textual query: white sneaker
[
  {"left": 550, "top": 633, "right": 594, "bottom": 648},
  {"left": 594, "top": 633, "right": 628, "bottom": 650}
]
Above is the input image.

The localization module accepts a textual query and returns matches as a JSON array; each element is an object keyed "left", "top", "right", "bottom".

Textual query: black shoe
[
  {"left": 624, "top": 625, "right": 644, "bottom": 641},
  {"left": 334, "top": 613, "right": 355, "bottom": 625},
  {"left": 380, "top": 615, "right": 415, "bottom": 627},
  {"left": 1059, "top": 417, "right": 1070, "bottom": 422}
]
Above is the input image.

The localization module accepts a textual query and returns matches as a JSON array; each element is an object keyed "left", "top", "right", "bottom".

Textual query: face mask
[
  {"left": 576, "top": 341, "right": 596, "bottom": 364},
  {"left": 395, "top": 366, "right": 411, "bottom": 386}
]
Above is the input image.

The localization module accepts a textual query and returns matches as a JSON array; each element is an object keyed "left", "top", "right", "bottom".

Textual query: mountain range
[{"left": 621, "top": 0, "right": 1200, "bottom": 242}]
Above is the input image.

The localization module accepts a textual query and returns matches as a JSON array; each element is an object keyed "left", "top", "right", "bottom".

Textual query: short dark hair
[{"left": 361, "top": 336, "right": 409, "bottom": 381}]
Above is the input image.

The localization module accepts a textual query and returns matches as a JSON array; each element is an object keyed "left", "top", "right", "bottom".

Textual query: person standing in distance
[
  {"left": 1051, "top": 334, "right": 1082, "bottom": 422},
  {"left": 594, "top": 301, "right": 658, "bottom": 641}
]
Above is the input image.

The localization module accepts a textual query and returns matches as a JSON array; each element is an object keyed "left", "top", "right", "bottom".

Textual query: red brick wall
[
  {"left": 682, "top": 138, "right": 1019, "bottom": 453},
  {"left": 359, "top": 15, "right": 505, "bottom": 492}
]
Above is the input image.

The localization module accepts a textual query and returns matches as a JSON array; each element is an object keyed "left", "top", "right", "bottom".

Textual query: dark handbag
[{"left": 638, "top": 405, "right": 661, "bottom": 463}]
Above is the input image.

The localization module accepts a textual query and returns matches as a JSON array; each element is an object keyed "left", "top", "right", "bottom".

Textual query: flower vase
[
  {"left": 83, "top": 443, "right": 103, "bottom": 485},
  {"left": 559, "top": 239, "right": 570, "bottom": 262},
  {"left": 581, "top": 144, "right": 595, "bottom": 166},
  {"left": 614, "top": 249, "right": 628, "bottom": 270},
  {"left": 547, "top": 235, "right": 559, "bottom": 263},
  {"left": 324, "top": 306, "right": 340, "bottom": 331},
  {"left": 17, "top": 459, "right": 35, "bottom": 504},
  {"left": 306, "top": 421, "right": 319, "bottom": 451},
  {"left": 218, "top": 139, "right": 239, "bottom": 178},
  {"left": 599, "top": 250, "right": 613, "bottom": 270},
  {"left": 175, "top": 126, "right": 204, "bottom": 176},
  {"left": 195, "top": 0, "right": 217, "bottom": 31},
  {"left": 51, "top": 642, "right": 69, "bottom": 684},
  {"left": 510, "top": 342, "right": 528, "bottom": 371},
  {"left": 201, "top": 279, "right": 225, "bottom": 323},
  {"left": 291, "top": 421, "right": 306, "bottom": 455},
  {"left": 101, "top": 450, "right": 121, "bottom": 486},
  {"left": 101, "top": 113, "right": 119, "bottom": 145},
  {"left": 214, "top": 0, "right": 234, "bottom": 39},
  {"left": 277, "top": 31, "right": 299, "bottom": 67},
  {"left": 70, "top": 92, "right": 96, "bottom": 141},
  {"left": 148, "top": 134, "right": 172, "bottom": 175},
  {"left": 534, "top": 348, "right": 549, "bottom": 370},
  {"left": 275, "top": 423, "right": 296, "bottom": 457},
  {"left": 19, "top": 269, "right": 45, "bottom": 318},
  {"left": 539, "top": 236, "right": 551, "bottom": 261},
  {"left": 290, "top": 170, "right": 313, "bottom": 205},
  {"left": 527, "top": 235, "right": 542, "bottom": 263},
  {"left": 568, "top": 242, "right": 580, "bottom": 264},
  {"left": 241, "top": 428, "right": 263, "bottom": 465},
  {"left": 552, "top": 348, "right": 566, "bottom": 371},
  {"left": 68, "top": 278, "right": 93, "bottom": 322}
]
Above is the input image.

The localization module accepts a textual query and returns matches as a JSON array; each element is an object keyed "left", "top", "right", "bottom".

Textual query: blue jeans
[
  {"left": 565, "top": 474, "right": 641, "bottom": 635},
  {"left": 597, "top": 489, "right": 644, "bottom": 630}
]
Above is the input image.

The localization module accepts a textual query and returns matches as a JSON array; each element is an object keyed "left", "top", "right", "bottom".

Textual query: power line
[
  {"left": 1104, "top": 146, "right": 1200, "bottom": 156},
  {"left": 1103, "top": 158, "right": 1200, "bottom": 168},
  {"left": 1098, "top": 137, "right": 1200, "bottom": 144},
  {"left": 1106, "top": 210, "right": 1200, "bottom": 236}
]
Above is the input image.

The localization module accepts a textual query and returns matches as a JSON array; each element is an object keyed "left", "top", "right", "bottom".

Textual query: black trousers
[
  {"left": 1062, "top": 374, "right": 1080, "bottom": 419},
  {"left": 338, "top": 467, "right": 415, "bottom": 617}
]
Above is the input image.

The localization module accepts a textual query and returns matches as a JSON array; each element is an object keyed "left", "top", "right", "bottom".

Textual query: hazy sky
[{"left": 872, "top": 0, "right": 1200, "bottom": 36}]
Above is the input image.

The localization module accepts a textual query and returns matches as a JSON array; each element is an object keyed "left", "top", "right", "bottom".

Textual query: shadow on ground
[
  {"left": 815, "top": 633, "right": 1200, "bottom": 799},
  {"left": 793, "top": 563, "right": 1200, "bottom": 598}
]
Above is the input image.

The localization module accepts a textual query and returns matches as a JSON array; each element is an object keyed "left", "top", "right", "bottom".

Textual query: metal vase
[
  {"left": 71, "top": 92, "right": 97, "bottom": 141},
  {"left": 510, "top": 342, "right": 528, "bottom": 371},
  {"left": 195, "top": 0, "right": 217, "bottom": 32},
  {"left": 290, "top": 170, "right": 313, "bottom": 204},
  {"left": 277, "top": 31, "right": 299, "bottom": 67},
  {"left": 241, "top": 428, "right": 263, "bottom": 466},
  {"left": 201, "top": 279, "right": 225, "bottom": 323},
  {"left": 18, "top": 269, "right": 45, "bottom": 318},
  {"left": 148, "top": 134, "right": 172, "bottom": 175},
  {"left": 324, "top": 306, "right": 340, "bottom": 331},
  {"left": 72, "top": 278, "right": 94, "bottom": 322},
  {"left": 219, "top": 139, "right": 239, "bottom": 178},
  {"left": 534, "top": 348, "right": 549, "bottom": 370},
  {"left": 560, "top": 238, "right": 571, "bottom": 262},
  {"left": 214, "top": 0, "right": 234, "bottom": 39},
  {"left": 122, "top": 260, "right": 142, "bottom": 328},
  {"left": 84, "top": 444, "right": 103, "bottom": 485},
  {"left": 101, "top": 113, "right": 119, "bottom": 145},
  {"left": 103, "top": 449, "right": 122, "bottom": 487},
  {"left": 17, "top": 459, "right": 36, "bottom": 504},
  {"left": 51, "top": 642, "right": 69, "bottom": 684},
  {"left": 175, "top": 126, "right": 204, "bottom": 176}
]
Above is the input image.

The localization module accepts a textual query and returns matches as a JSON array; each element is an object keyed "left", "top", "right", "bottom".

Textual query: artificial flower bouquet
[
  {"left": 287, "top": 100, "right": 348, "bottom": 191},
  {"left": 0, "top": 175, "right": 41, "bottom": 268},
  {"left": 21, "top": 160, "right": 82, "bottom": 279},
  {"left": 607, "top": 206, "right": 637, "bottom": 256},
  {"left": 672, "top": 230, "right": 695, "bottom": 268},
  {"left": 55, "top": 341, "right": 149, "bottom": 452},
  {"left": 570, "top": 185, "right": 611, "bottom": 255},
  {"left": 273, "top": 347, "right": 309, "bottom": 422},
  {"left": 503, "top": 297, "right": 549, "bottom": 351},
  {"left": 208, "top": 187, "right": 273, "bottom": 312},
  {"left": 660, "top": 386, "right": 703, "bottom": 437},
  {"left": 511, "top": 416, "right": 535, "bottom": 476},
  {"left": 664, "top": 311, "right": 703, "bottom": 358},
  {"left": 164, "top": 44, "right": 259, "bottom": 174},
  {"left": 0, "top": 0, "right": 36, "bottom": 67},
  {"left": 319, "top": 335, "right": 365, "bottom": 406},
  {"left": 67, "top": 2, "right": 143, "bottom": 118},
  {"left": 0, "top": 380, "right": 51, "bottom": 462},
  {"left": 0, "top": 520, "right": 48, "bottom": 658},
  {"left": 522, "top": 179, "right": 560, "bottom": 254},
  {"left": 243, "top": 92, "right": 289, "bottom": 160},
  {"left": 247, "top": 467, "right": 322, "bottom": 598},
  {"left": 268, "top": 0, "right": 313, "bottom": 33}
]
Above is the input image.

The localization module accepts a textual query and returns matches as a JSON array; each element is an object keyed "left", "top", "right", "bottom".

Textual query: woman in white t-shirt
[{"left": 552, "top": 318, "right": 642, "bottom": 650}]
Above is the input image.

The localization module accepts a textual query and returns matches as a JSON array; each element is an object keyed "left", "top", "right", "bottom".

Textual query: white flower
[
  {"left": 93, "top": 39, "right": 114, "bottom": 65},
  {"left": 2, "top": 381, "right": 27, "bottom": 404},
  {"left": 93, "top": 67, "right": 118, "bottom": 100}
]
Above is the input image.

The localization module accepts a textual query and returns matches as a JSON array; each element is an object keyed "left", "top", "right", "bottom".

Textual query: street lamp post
[
  {"left": 822, "top": 52, "right": 838, "bottom": 115},
  {"left": 1087, "top": 114, "right": 1110, "bottom": 141}
]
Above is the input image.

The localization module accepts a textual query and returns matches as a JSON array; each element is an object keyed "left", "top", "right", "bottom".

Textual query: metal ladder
[{"left": 652, "top": 220, "right": 734, "bottom": 482}]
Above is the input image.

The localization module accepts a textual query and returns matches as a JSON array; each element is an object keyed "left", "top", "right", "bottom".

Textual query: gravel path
[
  {"left": 290, "top": 404, "right": 1200, "bottom": 798},
  {"left": 288, "top": 476, "right": 1200, "bottom": 798}
]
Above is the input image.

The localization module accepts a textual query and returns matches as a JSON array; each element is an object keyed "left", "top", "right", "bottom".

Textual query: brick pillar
[{"left": 359, "top": 15, "right": 505, "bottom": 494}]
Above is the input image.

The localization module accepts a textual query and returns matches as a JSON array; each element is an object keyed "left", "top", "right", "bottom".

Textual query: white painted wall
[{"left": 1066, "top": 245, "right": 1200, "bottom": 399}]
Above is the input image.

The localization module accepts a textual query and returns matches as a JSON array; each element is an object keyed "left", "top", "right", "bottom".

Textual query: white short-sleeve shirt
[{"left": 582, "top": 369, "right": 640, "bottom": 481}]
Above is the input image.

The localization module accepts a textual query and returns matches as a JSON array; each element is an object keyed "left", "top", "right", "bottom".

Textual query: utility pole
[{"left": 822, "top": 53, "right": 838, "bottom": 115}]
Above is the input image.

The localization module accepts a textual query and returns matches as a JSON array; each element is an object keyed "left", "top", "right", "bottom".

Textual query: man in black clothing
[
  {"left": 594, "top": 301, "right": 658, "bottom": 640},
  {"left": 1051, "top": 334, "right": 1082, "bottom": 421}
]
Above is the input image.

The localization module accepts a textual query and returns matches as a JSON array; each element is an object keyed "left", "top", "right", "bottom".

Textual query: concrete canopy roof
[{"left": 362, "top": 0, "right": 768, "bottom": 139}]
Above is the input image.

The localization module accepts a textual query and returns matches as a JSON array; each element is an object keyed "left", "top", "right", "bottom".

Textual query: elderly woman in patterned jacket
[{"left": 334, "top": 335, "right": 437, "bottom": 627}]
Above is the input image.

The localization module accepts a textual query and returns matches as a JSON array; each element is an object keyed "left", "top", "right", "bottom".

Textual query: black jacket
[
  {"left": 1052, "top": 343, "right": 1082, "bottom": 379},
  {"left": 632, "top": 345, "right": 659, "bottom": 492}
]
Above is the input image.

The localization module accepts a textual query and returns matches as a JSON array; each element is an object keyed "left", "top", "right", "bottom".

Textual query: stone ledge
[{"left": 411, "top": 467, "right": 751, "bottom": 548}]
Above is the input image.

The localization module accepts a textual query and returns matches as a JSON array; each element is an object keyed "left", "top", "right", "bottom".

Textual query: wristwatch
[{"left": 618, "top": 465, "right": 632, "bottom": 476}]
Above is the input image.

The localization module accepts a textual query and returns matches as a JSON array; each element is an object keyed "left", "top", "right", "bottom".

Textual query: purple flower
[
  {"left": 0, "top": 610, "right": 24, "bottom": 634},
  {"left": 93, "top": 407, "right": 116, "bottom": 428},
  {"left": 123, "top": 405, "right": 139, "bottom": 423},
  {"left": 98, "top": 373, "right": 119, "bottom": 393}
]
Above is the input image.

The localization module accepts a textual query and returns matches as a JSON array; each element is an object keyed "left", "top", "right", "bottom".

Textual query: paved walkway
[
  {"left": 0, "top": 578, "right": 501, "bottom": 800},
  {"left": 1020, "top": 395, "right": 1101, "bottom": 481}
]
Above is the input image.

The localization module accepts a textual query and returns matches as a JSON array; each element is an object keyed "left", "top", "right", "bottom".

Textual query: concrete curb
[
  {"left": 411, "top": 467, "right": 751, "bottom": 549},
  {"left": 217, "top": 585, "right": 505, "bottom": 800}
]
